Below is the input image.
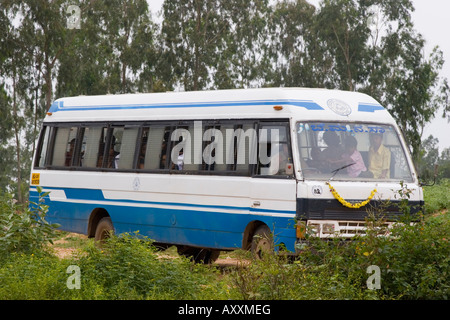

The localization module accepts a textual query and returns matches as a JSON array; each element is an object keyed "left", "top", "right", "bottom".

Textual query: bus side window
[
  {"left": 51, "top": 126, "right": 78, "bottom": 167},
  {"left": 170, "top": 125, "right": 189, "bottom": 171},
  {"left": 35, "top": 126, "right": 52, "bottom": 168},
  {"left": 213, "top": 124, "right": 234, "bottom": 172},
  {"left": 137, "top": 126, "right": 166, "bottom": 170},
  {"left": 137, "top": 128, "right": 149, "bottom": 169},
  {"left": 159, "top": 127, "right": 172, "bottom": 169},
  {"left": 117, "top": 126, "right": 139, "bottom": 170},
  {"left": 224, "top": 123, "right": 256, "bottom": 175},
  {"left": 257, "top": 124, "right": 293, "bottom": 176},
  {"left": 105, "top": 127, "right": 123, "bottom": 169},
  {"left": 78, "top": 126, "right": 106, "bottom": 168}
]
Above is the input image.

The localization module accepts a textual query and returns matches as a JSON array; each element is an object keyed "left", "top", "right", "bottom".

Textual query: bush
[
  {"left": 0, "top": 187, "right": 60, "bottom": 258},
  {"left": 0, "top": 252, "right": 73, "bottom": 299},
  {"left": 64, "top": 233, "right": 227, "bottom": 300},
  {"left": 423, "top": 179, "right": 450, "bottom": 214}
]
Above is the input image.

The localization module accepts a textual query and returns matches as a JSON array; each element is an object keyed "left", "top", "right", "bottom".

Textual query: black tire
[
  {"left": 251, "top": 225, "right": 273, "bottom": 259},
  {"left": 94, "top": 217, "right": 114, "bottom": 242},
  {"left": 177, "top": 246, "right": 220, "bottom": 264}
]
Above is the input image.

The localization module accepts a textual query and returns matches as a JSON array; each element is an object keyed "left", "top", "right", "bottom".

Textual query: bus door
[{"left": 250, "top": 122, "right": 297, "bottom": 250}]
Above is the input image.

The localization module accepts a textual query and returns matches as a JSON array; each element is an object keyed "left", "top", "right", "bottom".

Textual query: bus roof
[{"left": 45, "top": 87, "right": 394, "bottom": 124}]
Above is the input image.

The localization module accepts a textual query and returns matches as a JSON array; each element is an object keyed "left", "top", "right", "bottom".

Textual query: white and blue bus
[{"left": 29, "top": 88, "right": 423, "bottom": 262}]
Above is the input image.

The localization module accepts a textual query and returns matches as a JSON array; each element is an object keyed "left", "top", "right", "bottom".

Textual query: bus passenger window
[
  {"left": 258, "top": 124, "right": 292, "bottom": 176},
  {"left": 65, "top": 138, "right": 76, "bottom": 166},
  {"left": 117, "top": 127, "right": 139, "bottom": 170},
  {"left": 137, "top": 128, "right": 149, "bottom": 169},
  {"left": 51, "top": 127, "right": 78, "bottom": 167},
  {"left": 158, "top": 127, "right": 172, "bottom": 169},
  {"left": 170, "top": 125, "right": 190, "bottom": 171},
  {"left": 139, "top": 126, "right": 166, "bottom": 170},
  {"left": 226, "top": 123, "right": 256, "bottom": 175},
  {"left": 35, "top": 126, "right": 51, "bottom": 168},
  {"left": 106, "top": 128, "right": 123, "bottom": 169},
  {"left": 202, "top": 125, "right": 226, "bottom": 172},
  {"left": 79, "top": 126, "right": 106, "bottom": 168}
]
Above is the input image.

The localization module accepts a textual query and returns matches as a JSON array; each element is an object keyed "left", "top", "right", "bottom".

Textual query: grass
[{"left": 423, "top": 178, "right": 450, "bottom": 214}]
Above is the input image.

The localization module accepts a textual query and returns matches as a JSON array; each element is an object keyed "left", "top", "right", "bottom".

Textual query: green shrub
[
  {"left": 423, "top": 179, "right": 450, "bottom": 213},
  {"left": 0, "top": 252, "right": 73, "bottom": 299},
  {"left": 67, "top": 233, "right": 226, "bottom": 300},
  {"left": 0, "top": 188, "right": 60, "bottom": 258}
]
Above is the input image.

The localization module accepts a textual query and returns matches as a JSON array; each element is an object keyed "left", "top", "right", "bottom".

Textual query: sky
[
  {"left": 411, "top": 0, "right": 450, "bottom": 153},
  {"left": 147, "top": 0, "right": 450, "bottom": 152}
]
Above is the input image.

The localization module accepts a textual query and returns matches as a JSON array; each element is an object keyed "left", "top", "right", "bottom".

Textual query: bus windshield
[{"left": 297, "top": 122, "right": 414, "bottom": 182}]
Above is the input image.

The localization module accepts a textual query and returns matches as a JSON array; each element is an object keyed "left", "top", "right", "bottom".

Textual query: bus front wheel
[
  {"left": 251, "top": 225, "right": 273, "bottom": 259},
  {"left": 94, "top": 217, "right": 114, "bottom": 242}
]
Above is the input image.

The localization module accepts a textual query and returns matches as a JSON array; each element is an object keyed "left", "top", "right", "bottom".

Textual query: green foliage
[
  {"left": 0, "top": 211, "right": 448, "bottom": 300},
  {"left": 0, "top": 187, "right": 60, "bottom": 258},
  {"left": 0, "top": 232, "right": 229, "bottom": 300},
  {"left": 423, "top": 179, "right": 450, "bottom": 213},
  {"left": 70, "top": 233, "right": 225, "bottom": 299}
]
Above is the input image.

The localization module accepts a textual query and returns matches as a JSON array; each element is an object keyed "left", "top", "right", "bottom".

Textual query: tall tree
[
  {"left": 215, "top": 0, "right": 272, "bottom": 89},
  {"left": 56, "top": 0, "right": 157, "bottom": 97},
  {"left": 267, "top": 0, "right": 318, "bottom": 87},
  {"left": 160, "top": 0, "right": 231, "bottom": 91}
]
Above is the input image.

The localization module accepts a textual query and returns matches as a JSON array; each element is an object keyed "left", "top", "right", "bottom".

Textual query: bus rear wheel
[
  {"left": 251, "top": 225, "right": 273, "bottom": 259},
  {"left": 94, "top": 217, "right": 114, "bottom": 242}
]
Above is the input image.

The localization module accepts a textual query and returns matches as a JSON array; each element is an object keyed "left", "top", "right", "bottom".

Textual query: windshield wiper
[{"left": 329, "top": 162, "right": 355, "bottom": 181}]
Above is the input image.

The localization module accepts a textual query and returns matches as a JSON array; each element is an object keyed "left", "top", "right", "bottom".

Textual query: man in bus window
[
  {"left": 138, "top": 137, "right": 147, "bottom": 169},
  {"left": 65, "top": 138, "right": 76, "bottom": 166},
  {"left": 368, "top": 133, "right": 390, "bottom": 179},
  {"left": 313, "top": 131, "right": 344, "bottom": 172},
  {"left": 108, "top": 136, "right": 120, "bottom": 169}
]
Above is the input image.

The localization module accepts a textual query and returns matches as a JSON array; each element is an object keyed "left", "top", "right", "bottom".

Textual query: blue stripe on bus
[
  {"left": 358, "top": 103, "right": 385, "bottom": 112},
  {"left": 49, "top": 99, "right": 324, "bottom": 113},
  {"left": 29, "top": 187, "right": 297, "bottom": 251}
]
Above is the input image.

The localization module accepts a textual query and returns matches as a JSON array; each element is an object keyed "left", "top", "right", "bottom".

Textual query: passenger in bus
[
  {"left": 177, "top": 150, "right": 184, "bottom": 170},
  {"left": 65, "top": 138, "right": 76, "bottom": 166},
  {"left": 276, "top": 143, "right": 291, "bottom": 175},
  {"left": 138, "top": 137, "right": 147, "bottom": 169},
  {"left": 108, "top": 136, "right": 120, "bottom": 169},
  {"left": 368, "top": 132, "right": 390, "bottom": 179},
  {"left": 322, "top": 131, "right": 344, "bottom": 160},
  {"left": 310, "top": 131, "right": 344, "bottom": 172},
  {"left": 342, "top": 136, "right": 367, "bottom": 177},
  {"left": 325, "top": 136, "right": 367, "bottom": 177}
]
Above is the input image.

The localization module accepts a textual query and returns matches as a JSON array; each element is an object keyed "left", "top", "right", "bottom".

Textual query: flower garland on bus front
[{"left": 326, "top": 182, "right": 377, "bottom": 209}]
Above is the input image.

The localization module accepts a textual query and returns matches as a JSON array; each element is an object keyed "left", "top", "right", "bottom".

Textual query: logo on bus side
[
  {"left": 327, "top": 99, "right": 352, "bottom": 116},
  {"left": 312, "top": 185, "right": 323, "bottom": 196},
  {"left": 133, "top": 177, "right": 141, "bottom": 191}
]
